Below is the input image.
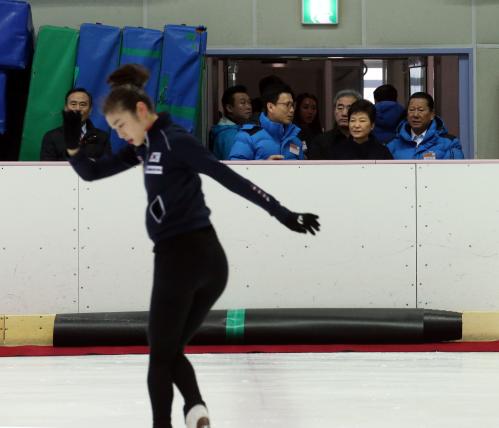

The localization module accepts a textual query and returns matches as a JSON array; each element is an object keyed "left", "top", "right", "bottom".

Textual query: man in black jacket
[
  {"left": 308, "top": 89, "right": 362, "bottom": 159},
  {"left": 40, "top": 88, "right": 111, "bottom": 161}
]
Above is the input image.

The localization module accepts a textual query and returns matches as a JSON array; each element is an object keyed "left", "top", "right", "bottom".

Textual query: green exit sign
[{"left": 302, "top": 0, "right": 338, "bottom": 25}]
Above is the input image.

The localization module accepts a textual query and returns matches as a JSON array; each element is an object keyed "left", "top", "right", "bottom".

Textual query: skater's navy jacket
[{"left": 69, "top": 112, "right": 291, "bottom": 243}]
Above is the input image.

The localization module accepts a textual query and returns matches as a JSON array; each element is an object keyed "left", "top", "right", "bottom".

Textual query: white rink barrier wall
[{"left": 1, "top": 160, "right": 499, "bottom": 314}]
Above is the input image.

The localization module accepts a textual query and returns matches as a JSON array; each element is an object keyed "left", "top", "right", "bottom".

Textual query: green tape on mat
[
  {"left": 226, "top": 309, "right": 246, "bottom": 341},
  {"left": 121, "top": 48, "right": 161, "bottom": 59},
  {"left": 164, "top": 104, "right": 197, "bottom": 121}
]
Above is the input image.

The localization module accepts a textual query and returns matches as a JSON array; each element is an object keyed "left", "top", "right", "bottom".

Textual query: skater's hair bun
[
  {"left": 107, "top": 64, "right": 150, "bottom": 90},
  {"left": 103, "top": 64, "right": 153, "bottom": 115}
]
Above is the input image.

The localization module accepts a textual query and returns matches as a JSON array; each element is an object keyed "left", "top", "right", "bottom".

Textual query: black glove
[
  {"left": 81, "top": 133, "right": 98, "bottom": 145},
  {"left": 282, "top": 212, "right": 320, "bottom": 235},
  {"left": 62, "top": 110, "right": 82, "bottom": 150}
]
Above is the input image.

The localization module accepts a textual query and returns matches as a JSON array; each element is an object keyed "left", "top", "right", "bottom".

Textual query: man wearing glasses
[
  {"left": 229, "top": 84, "right": 304, "bottom": 161},
  {"left": 40, "top": 88, "right": 111, "bottom": 161}
]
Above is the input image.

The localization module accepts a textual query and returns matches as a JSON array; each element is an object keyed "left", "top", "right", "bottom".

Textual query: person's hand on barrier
[
  {"left": 281, "top": 212, "right": 320, "bottom": 235},
  {"left": 62, "top": 110, "right": 82, "bottom": 155},
  {"left": 267, "top": 154, "right": 284, "bottom": 161}
]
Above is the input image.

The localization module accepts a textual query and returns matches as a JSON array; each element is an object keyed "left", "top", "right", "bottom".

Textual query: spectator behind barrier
[
  {"left": 373, "top": 84, "right": 406, "bottom": 144},
  {"left": 229, "top": 84, "right": 304, "bottom": 160},
  {"left": 40, "top": 88, "right": 111, "bottom": 161},
  {"left": 308, "top": 89, "right": 362, "bottom": 159},
  {"left": 341, "top": 100, "right": 393, "bottom": 160},
  {"left": 250, "top": 75, "right": 284, "bottom": 122},
  {"left": 293, "top": 93, "right": 323, "bottom": 158},
  {"left": 210, "top": 85, "right": 252, "bottom": 160},
  {"left": 387, "top": 92, "right": 464, "bottom": 160}
]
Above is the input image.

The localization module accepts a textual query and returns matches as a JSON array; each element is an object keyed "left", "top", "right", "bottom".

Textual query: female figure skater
[{"left": 64, "top": 64, "right": 320, "bottom": 428}]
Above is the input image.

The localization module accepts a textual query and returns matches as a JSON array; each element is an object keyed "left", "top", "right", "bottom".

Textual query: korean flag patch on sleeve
[{"left": 149, "top": 152, "right": 162, "bottom": 163}]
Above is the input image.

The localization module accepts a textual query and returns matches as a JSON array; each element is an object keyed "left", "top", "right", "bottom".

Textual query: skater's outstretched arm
[
  {"left": 169, "top": 129, "right": 320, "bottom": 235},
  {"left": 64, "top": 110, "right": 140, "bottom": 181},
  {"left": 68, "top": 145, "right": 140, "bottom": 181}
]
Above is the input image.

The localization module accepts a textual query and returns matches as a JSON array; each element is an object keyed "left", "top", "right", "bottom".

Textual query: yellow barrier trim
[
  {"left": 3, "top": 315, "right": 55, "bottom": 346},
  {"left": 462, "top": 312, "right": 499, "bottom": 341}
]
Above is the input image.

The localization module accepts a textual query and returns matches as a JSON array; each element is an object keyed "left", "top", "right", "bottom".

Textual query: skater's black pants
[{"left": 148, "top": 226, "right": 228, "bottom": 428}]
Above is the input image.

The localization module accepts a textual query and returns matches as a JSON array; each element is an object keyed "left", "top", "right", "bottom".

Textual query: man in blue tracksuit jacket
[
  {"left": 373, "top": 100, "right": 405, "bottom": 144},
  {"left": 209, "top": 85, "right": 252, "bottom": 160},
  {"left": 372, "top": 84, "right": 406, "bottom": 145},
  {"left": 387, "top": 92, "right": 464, "bottom": 160},
  {"left": 229, "top": 84, "right": 304, "bottom": 160}
]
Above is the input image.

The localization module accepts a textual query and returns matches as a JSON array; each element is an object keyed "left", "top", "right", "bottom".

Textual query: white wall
[{"left": 1, "top": 161, "right": 499, "bottom": 314}]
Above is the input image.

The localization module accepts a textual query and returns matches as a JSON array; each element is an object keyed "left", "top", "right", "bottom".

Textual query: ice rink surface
[{"left": 1, "top": 352, "right": 498, "bottom": 427}]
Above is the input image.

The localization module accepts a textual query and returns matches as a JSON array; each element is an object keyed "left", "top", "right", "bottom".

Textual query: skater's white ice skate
[{"left": 186, "top": 404, "right": 210, "bottom": 428}]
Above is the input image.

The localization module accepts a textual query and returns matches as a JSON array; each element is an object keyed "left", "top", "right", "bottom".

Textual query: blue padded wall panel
[
  {"left": 157, "top": 25, "right": 207, "bottom": 134},
  {"left": 120, "top": 26, "right": 163, "bottom": 101},
  {"left": 110, "top": 27, "right": 163, "bottom": 152},
  {"left": 74, "top": 23, "right": 121, "bottom": 134},
  {"left": 0, "top": 0, "right": 34, "bottom": 69}
]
